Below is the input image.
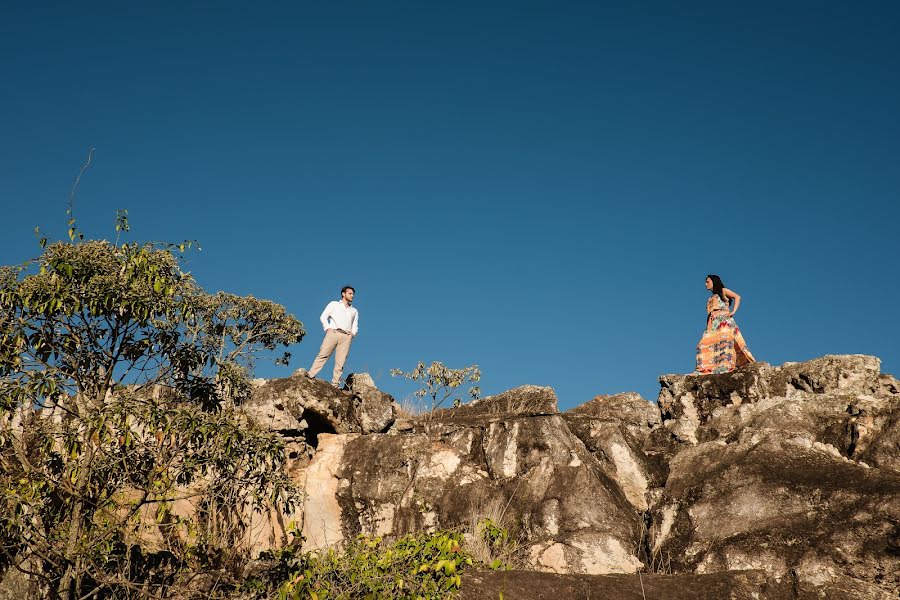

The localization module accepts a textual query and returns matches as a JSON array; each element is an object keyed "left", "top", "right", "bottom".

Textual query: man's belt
[{"left": 334, "top": 328, "right": 350, "bottom": 335}]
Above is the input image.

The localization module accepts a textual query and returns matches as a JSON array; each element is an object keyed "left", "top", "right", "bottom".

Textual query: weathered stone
[
  {"left": 564, "top": 394, "right": 664, "bottom": 511},
  {"left": 300, "top": 433, "right": 357, "bottom": 551},
  {"left": 777, "top": 354, "right": 882, "bottom": 396},
  {"left": 247, "top": 374, "right": 351, "bottom": 437},
  {"left": 246, "top": 371, "right": 398, "bottom": 443},
  {"left": 0, "top": 557, "right": 46, "bottom": 600},
  {"left": 433, "top": 385, "right": 558, "bottom": 420},
  {"left": 568, "top": 392, "right": 660, "bottom": 431},
  {"left": 298, "top": 412, "right": 644, "bottom": 574},
  {"left": 657, "top": 355, "right": 889, "bottom": 444},
  {"left": 249, "top": 354, "right": 899, "bottom": 596},
  {"left": 858, "top": 411, "right": 900, "bottom": 473},
  {"left": 344, "top": 372, "right": 399, "bottom": 434},
  {"left": 651, "top": 433, "right": 900, "bottom": 595},
  {"left": 344, "top": 372, "right": 375, "bottom": 390},
  {"left": 564, "top": 420, "right": 657, "bottom": 511},
  {"left": 658, "top": 362, "right": 776, "bottom": 439}
]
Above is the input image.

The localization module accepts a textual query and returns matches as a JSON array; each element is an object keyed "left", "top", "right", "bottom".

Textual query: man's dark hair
[{"left": 341, "top": 286, "right": 355, "bottom": 295}]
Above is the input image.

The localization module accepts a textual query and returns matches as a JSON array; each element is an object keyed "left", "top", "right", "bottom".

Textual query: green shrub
[{"left": 258, "top": 530, "right": 475, "bottom": 600}]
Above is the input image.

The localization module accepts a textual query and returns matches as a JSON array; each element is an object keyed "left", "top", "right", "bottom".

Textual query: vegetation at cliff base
[
  {"left": 250, "top": 520, "right": 515, "bottom": 600},
  {"left": 256, "top": 531, "right": 472, "bottom": 600}
]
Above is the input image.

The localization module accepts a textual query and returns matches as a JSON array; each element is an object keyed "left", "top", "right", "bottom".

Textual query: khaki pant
[{"left": 307, "top": 329, "right": 353, "bottom": 385}]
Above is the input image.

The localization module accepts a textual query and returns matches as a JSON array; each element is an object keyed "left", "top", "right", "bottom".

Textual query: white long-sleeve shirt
[{"left": 320, "top": 301, "right": 359, "bottom": 335}]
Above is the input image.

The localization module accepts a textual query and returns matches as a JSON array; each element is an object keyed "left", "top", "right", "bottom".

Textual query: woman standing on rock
[{"left": 695, "top": 274, "right": 756, "bottom": 374}]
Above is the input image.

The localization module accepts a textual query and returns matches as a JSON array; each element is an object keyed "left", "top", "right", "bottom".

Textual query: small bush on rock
[
  {"left": 391, "top": 362, "right": 481, "bottom": 429},
  {"left": 260, "top": 531, "right": 475, "bottom": 600}
]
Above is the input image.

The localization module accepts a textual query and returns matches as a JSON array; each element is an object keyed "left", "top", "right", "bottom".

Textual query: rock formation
[
  {"left": 246, "top": 355, "right": 899, "bottom": 598},
  {"left": 649, "top": 355, "right": 899, "bottom": 598},
  {"left": 5, "top": 355, "right": 894, "bottom": 598}
]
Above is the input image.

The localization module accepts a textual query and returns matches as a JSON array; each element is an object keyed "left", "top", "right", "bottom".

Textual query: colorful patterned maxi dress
[{"left": 695, "top": 294, "right": 755, "bottom": 374}]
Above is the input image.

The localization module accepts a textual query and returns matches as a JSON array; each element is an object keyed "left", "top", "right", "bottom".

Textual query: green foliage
[
  {"left": 390, "top": 361, "right": 481, "bottom": 414},
  {"left": 0, "top": 218, "right": 305, "bottom": 598},
  {"left": 249, "top": 522, "right": 517, "bottom": 600},
  {"left": 476, "top": 518, "right": 517, "bottom": 571},
  {"left": 259, "top": 531, "right": 475, "bottom": 600}
]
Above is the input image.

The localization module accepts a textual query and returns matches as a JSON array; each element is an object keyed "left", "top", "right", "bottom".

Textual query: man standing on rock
[{"left": 306, "top": 286, "right": 359, "bottom": 386}]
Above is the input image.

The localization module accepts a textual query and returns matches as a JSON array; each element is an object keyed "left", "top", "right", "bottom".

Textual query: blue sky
[{"left": 2, "top": 1, "right": 898, "bottom": 409}]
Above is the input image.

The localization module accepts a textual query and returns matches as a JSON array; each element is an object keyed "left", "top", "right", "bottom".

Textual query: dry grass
[
  {"left": 464, "top": 497, "right": 506, "bottom": 564},
  {"left": 636, "top": 515, "right": 672, "bottom": 575},
  {"left": 396, "top": 394, "right": 428, "bottom": 418},
  {"left": 461, "top": 495, "right": 527, "bottom": 570}
]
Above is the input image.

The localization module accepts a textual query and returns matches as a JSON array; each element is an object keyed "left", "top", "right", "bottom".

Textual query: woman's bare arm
[{"left": 723, "top": 288, "right": 742, "bottom": 315}]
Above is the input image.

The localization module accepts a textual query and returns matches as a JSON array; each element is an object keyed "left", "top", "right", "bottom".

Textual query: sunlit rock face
[
  {"left": 309, "top": 386, "right": 645, "bottom": 575},
  {"left": 563, "top": 392, "right": 663, "bottom": 512},
  {"left": 651, "top": 355, "right": 900, "bottom": 598},
  {"left": 244, "top": 355, "right": 899, "bottom": 597},
  {"left": 240, "top": 372, "right": 399, "bottom": 553}
]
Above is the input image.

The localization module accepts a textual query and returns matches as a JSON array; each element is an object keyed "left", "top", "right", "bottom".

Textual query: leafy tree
[
  {"left": 390, "top": 361, "right": 481, "bottom": 415},
  {"left": 0, "top": 220, "right": 305, "bottom": 598}
]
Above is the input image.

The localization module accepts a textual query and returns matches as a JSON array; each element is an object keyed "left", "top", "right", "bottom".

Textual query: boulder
[
  {"left": 245, "top": 372, "right": 398, "bottom": 446},
  {"left": 649, "top": 355, "right": 900, "bottom": 597},
  {"left": 657, "top": 355, "right": 892, "bottom": 447},
  {"left": 567, "top": 392, "right": 660, "bottom": 435},
  {"left": 432, "top": 385, "right": 558, "bottom": 420},
  {"left": 298, "top": 387, "right": 645, "bottom": 574},
  {"left": 344, "top": 372, "right": 399, "bottom": 434}
]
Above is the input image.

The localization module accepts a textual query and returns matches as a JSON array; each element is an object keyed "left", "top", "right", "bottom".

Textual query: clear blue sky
[{"left": 2, "top": 2, "right": 898, "bottom": 409}]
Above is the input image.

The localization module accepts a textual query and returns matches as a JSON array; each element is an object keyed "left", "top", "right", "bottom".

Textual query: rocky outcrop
[
  {"left": 308, "top": 386, "right": 645, "bottom": 574},
  {"left": 244, "top": 371, "right": 399, "bottom": 450},
  {"left": 434, "top": 385, "right": 559, "bottom": 419},
  {"left": 651, "top": 355, "right": 900, "bottom": 597},
  {"left": 243, "top": 355, "right": 899, "bottom": 597},
  {"left": 240, "top": 372, "right": 399, "bottom": 553}
]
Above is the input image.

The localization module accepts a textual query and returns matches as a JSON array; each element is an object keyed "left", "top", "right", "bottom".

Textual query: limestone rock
[
  {"left": 245, "top": 371, "right": 398, "bottom": 443},
  {"left": 433, "top": 385, "right": 558, "bottom": 420},
  {"left": 651, "top": 433, "right": 900, "bottom": 594},
  {"left": 300, "top": 389, "right": 644, "bottom": 574},
  {"left": 650, "top": 354, "right": 900, "bottom": 598},
  {"left": 657, "top": 355, "right": 893, "bottom": 447},
  {"left": 568, "top": 392, "right": 660, "bottom": 430},
  {"left": 344, "top": 372, "right": 399, "bottom": 434},
  {"left": 251, "top": 354, "right": 899, "bottom": 596},
  {"left": 0, "top": 556, "right": 46, "bottom": 600},
  {"left": 300, "top": 433, "right": 357, "bottom": 551},
  {"left": 564, "top": 393, "right": 663, "bottom": 511}
]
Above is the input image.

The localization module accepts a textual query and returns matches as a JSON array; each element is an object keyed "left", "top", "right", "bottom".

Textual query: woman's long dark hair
[{"left": 707, "top": 274, "right": 726, "bottom": 301}]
